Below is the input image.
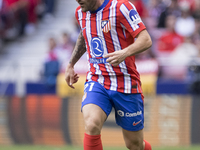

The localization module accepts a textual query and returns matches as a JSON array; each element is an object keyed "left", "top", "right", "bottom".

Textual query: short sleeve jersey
[{"left": 75, "top": 0, "right": 146, "bottom": 94}]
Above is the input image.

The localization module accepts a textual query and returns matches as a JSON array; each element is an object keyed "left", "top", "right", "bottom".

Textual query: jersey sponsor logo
[
  {"left": 89, "top": 58, "right": 107, "bottom": 64},
  {"left": 90, "top": 37, "right": 108, "bottom": 64},
  {"left": 133, "top": 120, "right": 142, "bottom": 126},
  {"left": 117, "top": 110, "right": 142, "bottom": 117},
  {"left": 91, "top": 37, "right": 104, "bottom": 57},
  {"left": 101, "top": 20, "right": 111, "bottom": 33},
  {"left": 129, "top": 9, "right": 141, "bottom": 24}
]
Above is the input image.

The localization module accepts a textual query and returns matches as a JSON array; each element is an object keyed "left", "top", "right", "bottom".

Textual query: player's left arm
[{"left": 105, "top": 29, "right": 152, "bottom": 67}]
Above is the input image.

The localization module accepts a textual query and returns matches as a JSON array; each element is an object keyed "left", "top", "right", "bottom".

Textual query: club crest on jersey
[
  {"left": 129, "top": 9, "right": 141, "bottom": 24},
  {"left": 101, "top": 20, "right": 111, "bottom": 33}
]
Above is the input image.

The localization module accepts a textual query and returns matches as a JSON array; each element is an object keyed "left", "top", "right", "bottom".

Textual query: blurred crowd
[
  {"left": 42, "top": 20, "right": 80, "bottom": 87},
  {"left": 1, "top": 0, "right": 200, "bottom": 88},
  {"left": 39, "top": 0, "right": 200, "bottom": 87},
  {"left": 131, "top": 0, "right": 200, "bottom": 81},
  {"left": 0, "top": 0, "right": 56, "bottom": 47}
]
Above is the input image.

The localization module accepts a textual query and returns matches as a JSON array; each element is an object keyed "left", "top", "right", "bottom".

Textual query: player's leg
[
  {"left": 111, "top": 92, "right": 152, "bottom": 150},
  {"left": 82, "top": 103, "right": 107, "bottom": 135},
  {"left": 82, "top": 104, "right": 107, "bottom": 150},
  {"left": 122, "top": 129, "right": 152, "bottom": 150},
  {"left": 81, "top": 81, "right": 113, "bottom": 150},
  {"left": 122, "top": 128, "right": 143, "bottom": 150}
]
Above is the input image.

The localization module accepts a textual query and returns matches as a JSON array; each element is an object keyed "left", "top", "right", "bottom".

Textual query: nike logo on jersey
[
  {"left": 82, "top": 27, "right": 86, "bottom": 31},
  {"left": 133, "top": 120, "right": 142, "bottom": 126},
  {"left": 101, "top": 20, "right": 111, "bottom": 33}
]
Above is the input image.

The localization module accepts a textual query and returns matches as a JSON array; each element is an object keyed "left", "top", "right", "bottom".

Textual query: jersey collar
[{"left": 90, "top": 0, "right": 110, "bottom": 13}]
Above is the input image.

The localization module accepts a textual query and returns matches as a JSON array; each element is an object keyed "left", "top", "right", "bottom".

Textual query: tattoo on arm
[{"left": 69, "top": 31, "right": 86, "bottom": 66}]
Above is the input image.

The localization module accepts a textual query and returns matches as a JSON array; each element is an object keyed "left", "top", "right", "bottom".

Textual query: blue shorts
[{"left": 81, "top": 81, "right": 144, "bottom": 131}]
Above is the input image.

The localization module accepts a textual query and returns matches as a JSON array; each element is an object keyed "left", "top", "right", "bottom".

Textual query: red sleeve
[{"left": 118, "top": 0, "right": 146, "bottom": 38}]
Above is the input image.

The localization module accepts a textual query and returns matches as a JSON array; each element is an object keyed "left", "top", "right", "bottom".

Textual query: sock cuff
[
  {"left": 144, "top": 140, "right": 152, "bottom": 150},
  {"left": 84, "top": 133, "right": 103, "bottom": 150},
  {"left": 84, "top": 133, "right": 101, "bottom": 139}
]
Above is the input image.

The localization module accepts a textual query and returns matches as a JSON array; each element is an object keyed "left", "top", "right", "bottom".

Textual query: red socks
[
  {"left": 84, "top": 133, "right": 103, "bottom": 150},
  {"left": 83, "top": 133, "right": 151, "bottom": 150},
  {"left": 144, "top": 140, "right": 152, "bottom": 150}
]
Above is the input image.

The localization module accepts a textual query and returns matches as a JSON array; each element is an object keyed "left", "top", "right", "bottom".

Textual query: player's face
[{"left": 76, "top": 0, "right": 99, "bottom": 12}]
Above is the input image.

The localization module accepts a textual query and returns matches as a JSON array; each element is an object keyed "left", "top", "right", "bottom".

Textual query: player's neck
[{"left": 93, "top": 0, "right": 105, "bottom": 11}]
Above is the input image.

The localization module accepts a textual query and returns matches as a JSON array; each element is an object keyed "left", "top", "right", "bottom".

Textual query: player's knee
[
  {"left": 125, "top": 139, "right": 143, "bottom": 150},
  {"left": 84, "top": 118, "right": 101, "bottom": 135}
]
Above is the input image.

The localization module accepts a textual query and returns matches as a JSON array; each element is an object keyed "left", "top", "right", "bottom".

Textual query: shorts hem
[
  {"left": 117, "top": 123, "right": 144, "bottom": 131},
  {"left": 81, "top": 102, "right": 110, "bottom": 117}
]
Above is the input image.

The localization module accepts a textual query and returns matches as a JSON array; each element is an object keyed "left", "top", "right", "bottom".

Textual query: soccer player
[{"left": 65, "top": 0, "right": 152, "bottom": 149}]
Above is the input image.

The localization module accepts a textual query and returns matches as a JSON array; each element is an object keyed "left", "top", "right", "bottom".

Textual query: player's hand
[
  {"left": 104, "top": 50, "right": 127, "bottom": 67},
  {"left": 65, "top": 64, "right": 79, "bottom": 89}
]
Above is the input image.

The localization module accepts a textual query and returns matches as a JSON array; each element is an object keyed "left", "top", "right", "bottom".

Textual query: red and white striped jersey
[{"left": 75, "top": 0, "right": 146, "bottom": 94}]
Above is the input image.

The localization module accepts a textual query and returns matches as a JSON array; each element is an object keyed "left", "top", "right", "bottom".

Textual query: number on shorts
[
  {"left": 89, "top": 82, "right": 94, "bottom": 91},
  {"left": 84, "top": 82, "right": 95, "bottom": 92}
]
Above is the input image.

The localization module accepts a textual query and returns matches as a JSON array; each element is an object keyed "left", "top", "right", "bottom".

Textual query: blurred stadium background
[{"left": 0, "top": 0, "right": 200, "bottom": 149}]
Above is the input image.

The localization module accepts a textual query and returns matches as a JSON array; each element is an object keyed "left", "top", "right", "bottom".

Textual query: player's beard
[
  {"left": 79, "top": 1, "right": 97, "bottom": 12},
  {"left": 80, "top": 5, "right": 88, "bottom": 12}
]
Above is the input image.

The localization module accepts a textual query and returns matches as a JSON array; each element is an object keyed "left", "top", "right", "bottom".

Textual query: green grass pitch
[{"left": 0, "top": 145, "right": 200, "bottom": 150}]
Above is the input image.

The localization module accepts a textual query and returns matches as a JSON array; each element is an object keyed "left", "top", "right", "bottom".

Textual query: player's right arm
[{"left": 65, "top": 31, "right": 86, "bottom": 89}]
